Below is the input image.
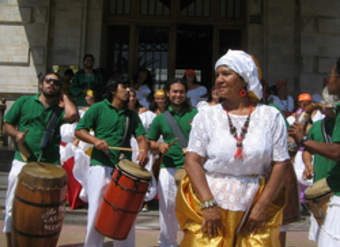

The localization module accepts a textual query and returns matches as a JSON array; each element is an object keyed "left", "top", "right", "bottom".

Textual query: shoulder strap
[
  {"left": 321, "top": 118, "right": 332, "bottom": 144},
  {"left": 163, "top": 110, "right": 188, "bottom": 148},
  {"left": 120, "top": 112, "right": 131, "bottom": 147}
]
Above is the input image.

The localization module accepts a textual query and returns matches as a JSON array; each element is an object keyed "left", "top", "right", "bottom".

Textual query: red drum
[
  {"left": 95, "top": 159, "right": 151, "bottom": 240},
  {"left": 12, "top": 162, "right": 67, "bottom": 247}
]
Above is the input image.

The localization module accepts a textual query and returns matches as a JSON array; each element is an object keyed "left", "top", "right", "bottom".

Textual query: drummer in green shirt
[
  {"left": 75, "top": 79, "right": 148, "bottom": 247},
  {"left": 289, "top": 58, "right": 340, "bottom": 246},
  {"left": 147, "top": 79, "right": 198, "bottom": 247},
  {"left": 3, "top": 72, "right": 78, "bottom": 246}
]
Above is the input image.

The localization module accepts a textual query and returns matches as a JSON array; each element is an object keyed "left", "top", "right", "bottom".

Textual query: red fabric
[{"left": 62, "top": 156, "right": 87, "bottom": 209}]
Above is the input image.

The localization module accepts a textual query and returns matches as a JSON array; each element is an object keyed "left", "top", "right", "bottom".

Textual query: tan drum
[
  {"left": 12, "top": 162, "right": 67, "bottom": 247},
  {"left": 282, "top": 162, "right": 301, "bottom": 225},
  {"left": 96, "top": 159, "right": 151, "bottom": 240},
  {"left": 304, "top": 178, "right": 332, "bottom": 226}
]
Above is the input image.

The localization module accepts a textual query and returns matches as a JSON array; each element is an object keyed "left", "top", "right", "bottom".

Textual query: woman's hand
[
  {"left": 243, "top": 202, "right": 267, "bottom": 234},
  {"left": 201, "top": 206, "right": 222, "bottom": 238}
]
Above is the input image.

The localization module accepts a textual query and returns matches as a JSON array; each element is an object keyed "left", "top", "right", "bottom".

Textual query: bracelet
[{"left": 201, "top": 199, "right": 217, "bottom": 209}]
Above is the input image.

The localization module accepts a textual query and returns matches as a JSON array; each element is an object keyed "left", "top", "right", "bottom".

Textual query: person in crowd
[
  {"left": 270, "top": 81, "right": 295, "bottom": 116},
  {"left": 196, "top": 85, "right": 220, "bottom": 111},
  {"left": 75, "top": 79, "right": 148, "bottom": 247},
  {"left": 59, "top": 89, "right": 96, "bottom": 210},
  {"left": 289, "top": 57, "right": 340, "bottom": 247},
  {"left": 301, "top": 92, "right": 339, "bottom": 243},
  {"left": 132, "top": 67, "right": 154, "bottom": 108},
  {"left": 183, "top": 69, "right": 208, "bottom": 107},
  {"left": 147, "top": 79, "right": 198, "bottom": 247},
  {"left": 149, "top": 89, "right": 168, "bottom": 115},
  {"left": 176, "top": 50, "right": 290, "bottom": 246},
  {"left": 69, "top": 54, "right": 105, "bottom": 106},
  {"left": 2, "top": 72, "right": 78, "bottom": 247},
  {"left": 128, "top": 88, "right": 148, "bottom": 114},
  {"left": 62, "top": 68, "right": 74, "bottom": 95}
]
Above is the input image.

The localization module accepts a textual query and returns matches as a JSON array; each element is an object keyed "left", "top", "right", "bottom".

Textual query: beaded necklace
[{"left": 224, "top": 104, "right": 253, "bottom": 160}]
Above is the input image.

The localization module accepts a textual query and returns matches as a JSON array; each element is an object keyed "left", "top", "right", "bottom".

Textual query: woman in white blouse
[{"left": 176, "top": 50, "right": 290, "bottom": 246}]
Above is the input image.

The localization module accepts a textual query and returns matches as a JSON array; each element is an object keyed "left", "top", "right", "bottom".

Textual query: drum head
[
  {"left": 117, "top": 159, "right": 151, "bottom": 181},
  {"left": 304, "top": 178, "right": 332, "bottom": 200},
  {"left": 19, "top": 162, "right": 67, "bottom": 190}
]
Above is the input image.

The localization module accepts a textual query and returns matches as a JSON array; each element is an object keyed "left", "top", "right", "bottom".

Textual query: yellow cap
[{"left": 86, "top": 89, "right": 94, "bottom": 97}]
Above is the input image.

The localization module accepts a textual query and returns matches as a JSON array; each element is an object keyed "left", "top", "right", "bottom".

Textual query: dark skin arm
[
  {"left": 302, "top": 149, "right": 314, "bottom": 179},
  {"left": 289, "top": 122, "right": 340, "bottom": 161},
  {"left": 135, "top": 135, "right": 149, "bottom": 167},
  {"left": 243, "top": 161, "right": 289, "bottom": 233}
]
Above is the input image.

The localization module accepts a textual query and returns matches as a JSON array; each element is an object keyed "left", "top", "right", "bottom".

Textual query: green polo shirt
[
  {"left": 325, "top": 103, "right": 340, "bottom": 196},
  {"left": 75, "top": 99, "right": 146, "bottom": 167},
  {"left": 69, "top": 70, "right": 104, "bottom": 106},
  {"left": 4, "top": 95, "right": 65, "bottom": 165},
  {"left": 147, "top": 106, "right": 198, "bottom": 168}
]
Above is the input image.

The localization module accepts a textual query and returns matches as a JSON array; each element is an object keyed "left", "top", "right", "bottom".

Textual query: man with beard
[
  {"left": 69, "top": 54, "right": 105, "bottom": 106},
  {"left": 75, "top": 80, "right": 149, "bottom": 247},
  {"left": 289, "top": 57, "right": 340, "bottom": 247},
  {"left": 147, "top": 79, "right": 198, "bottom": 247},
  {"left": 2, "top": 72, "right": 78, "bottom": 247}
]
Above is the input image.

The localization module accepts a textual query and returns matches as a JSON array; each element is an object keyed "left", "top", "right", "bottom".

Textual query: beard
[{"left": 41, "top": 88, "right": 61, "bottom": 99}]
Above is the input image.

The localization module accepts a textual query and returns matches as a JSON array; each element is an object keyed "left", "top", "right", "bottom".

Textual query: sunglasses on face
[{"left": 45, "top": 78, "right": 61, "bottom": 86}]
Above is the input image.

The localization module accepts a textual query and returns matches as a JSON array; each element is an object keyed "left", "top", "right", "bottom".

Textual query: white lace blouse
[{"left": 187, "top": 104, "right": 289, "bottom": 211}]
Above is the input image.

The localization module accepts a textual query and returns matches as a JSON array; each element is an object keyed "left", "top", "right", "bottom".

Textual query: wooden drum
[
  {"left": 96, "top": 159, "right": 151, "bottom": 240},
  {"left": 12, "top": 162, "right": 67, "bottom": 247}
]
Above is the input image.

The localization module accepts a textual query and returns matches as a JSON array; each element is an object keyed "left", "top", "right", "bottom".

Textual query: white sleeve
[
  {"left": 271, "top": 111, "right": 290, "bottom": 162},
  {"left": 187, "top": 111, "right": 209, "bottom": 157}
]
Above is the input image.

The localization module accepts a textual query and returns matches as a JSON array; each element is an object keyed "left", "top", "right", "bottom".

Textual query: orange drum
[
  {"left": 96, "top": 159, "right": 151, "bottom": 240},
  {"left": 12, "top": 162, "right": 67, "bottom": 247}
]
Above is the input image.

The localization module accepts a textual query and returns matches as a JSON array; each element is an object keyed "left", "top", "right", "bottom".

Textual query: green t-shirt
[
  {"left": 4, "top": 95, "right": 65, "bottom": 165},
  {"left": 75, "top": 99, "right": 146, "bottom": 167},
  {"left": 69, "top": 70, "right": 104, "bottom": 106},
  {"left": 308, "top": 103, "right": 340, "bottom": 195},
  {"left": 307, "top": 118, "right": 335, "bottom": 182},
  {"left": 147, "top": 106, "right": 198, "bottom": 168},
  {"left": 326, "top": 103, "right": 340, "bottom": 195}
]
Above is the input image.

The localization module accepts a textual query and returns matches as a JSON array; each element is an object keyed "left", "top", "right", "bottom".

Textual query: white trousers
[
  {"left": 84, "top": 165, "right": 135, "bottom": 247},
  {"left": 158, "top": 168, "right": 179, "bottom": 247},
  {"left": 317, "top": 195, "right": 340, "bottom": 247},
  {"left": 3, "top": 160, "right": 27, "bottom": 233}
]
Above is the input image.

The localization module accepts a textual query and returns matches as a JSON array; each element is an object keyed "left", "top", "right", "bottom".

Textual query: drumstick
[
  {"left": 109, "top": 146, "right": 145, "bottom": 153},
  {"left": 168, "top": 138, "right": 179, "bottom": 147},
  {"left": 18, "top": 129, "right": 31, "bottom": 162}
]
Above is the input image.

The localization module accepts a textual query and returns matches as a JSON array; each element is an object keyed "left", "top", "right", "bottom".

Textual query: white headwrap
[{"left": 215, "top": 49, "right": 263, "bottom": 101}]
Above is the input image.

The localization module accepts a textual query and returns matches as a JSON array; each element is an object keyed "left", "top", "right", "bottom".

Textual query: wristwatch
[
  {"left": 201, "top": 199, "right": 218, "bottom": 209},
  {"left": 300, "top": 136, "right": 309, "bottom": 146}
]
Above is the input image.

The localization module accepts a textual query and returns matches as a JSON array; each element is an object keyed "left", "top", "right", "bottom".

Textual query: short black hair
[
  {"left": 164, "top": 78, "right": 188, "bottom": 92},
  {"left": 83, "top": 54, "right": 94, "bottom": 62},
  {"left": 40, "top": 72, "right": 61, "bottom": 84},
  {"left": 64, "top": 69, "right": 74, "bottom": 77},
  {"left": 104, "top": 78, "right": 128, "bottom": 102}
]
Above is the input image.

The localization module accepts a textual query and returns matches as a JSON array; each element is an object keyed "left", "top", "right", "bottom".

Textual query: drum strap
[
  {"left": 321, "top": 118, "right": 332, "bottom": 144},
  {"left": 164, "top": 111, "right": 188, "bottom": 148}
]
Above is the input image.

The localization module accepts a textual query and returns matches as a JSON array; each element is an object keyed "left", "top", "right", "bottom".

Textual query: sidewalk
[{"left": 0, "top": 221, "right": 317, "bottom": 247}]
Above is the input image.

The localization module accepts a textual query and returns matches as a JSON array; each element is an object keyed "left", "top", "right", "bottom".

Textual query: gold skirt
[{"left": 175, "top": 175, "right": 285, "bottom": 247}]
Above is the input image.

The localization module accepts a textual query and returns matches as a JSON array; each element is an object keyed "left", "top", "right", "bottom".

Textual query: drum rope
[
  {"left": 12, "top": 225, "right": 60, "bottom": 238},
  {"left": 15, "top": 194, "right": 66, "bottom": 208},
  {"left": 103, "top": 197, "right": 140, "bottom": 215},
  {"left": 112, "top": 170, "right": 148, "bottom": 194}
]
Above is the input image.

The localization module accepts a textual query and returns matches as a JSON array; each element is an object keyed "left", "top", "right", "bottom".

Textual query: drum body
[
  {"left": 12, "top": 162, "right": 67, "bottom": 247},
  {"left": 96, "top": 159, "right": 151, "bottom": 240}
]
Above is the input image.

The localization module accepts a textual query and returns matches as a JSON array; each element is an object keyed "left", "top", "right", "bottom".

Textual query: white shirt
[
  {"left": 272, "top": 95, "right": 295, "bottom": 113},
  {"left": 187, "top": 86, "right": 208, "bottom": 107},
  {"left": 187, "top": 104, "right": 289, "bottom": 211},
  {"left": 135, "top": 85, "right": 151, "bottom": 108}
]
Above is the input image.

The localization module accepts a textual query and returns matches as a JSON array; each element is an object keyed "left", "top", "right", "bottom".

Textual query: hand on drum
[
  {"left": 288, "top": 123, "right": 305, "bottom": 145},
  {"left": 201, "top": 206, "right": 222, "bottom": 238},
  {"left": 137, "top": 151, "right": 149, "bottom": 167}
]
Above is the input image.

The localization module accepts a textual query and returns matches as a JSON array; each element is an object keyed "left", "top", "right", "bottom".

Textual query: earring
[{"left": 240, "top": 89, "right": 247, "bottom": 97}]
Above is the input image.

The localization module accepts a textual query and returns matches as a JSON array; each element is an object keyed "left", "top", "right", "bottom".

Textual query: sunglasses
[{"left": 45, "top": 78, "right": 61, "bottom": 86}]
